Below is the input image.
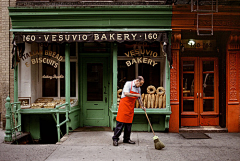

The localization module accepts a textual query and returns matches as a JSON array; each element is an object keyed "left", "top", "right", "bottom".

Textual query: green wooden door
[{"left": 82, "top": 57, "right": 109, "bottom": 126}]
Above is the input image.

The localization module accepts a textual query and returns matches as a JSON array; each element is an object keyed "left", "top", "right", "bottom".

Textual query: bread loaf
[
  {"left": 144, "top": 94, "right": 148, "bottom": 108},
  {"left": 147, "top": 85, "right": 156, "bottom": 94},
  {"left": 151, "top": 94, "right": 155, "bottom": 108},
  {"left": 147, "top": 94, "right": 151, "bottom": 108},
  {"left": 155, "top": 94, "right": 159, "bottom": 108},
  {"left": 156, "top": 87, "right": 165, "bottom": 95},
  {"left": 159, "top": 95, "right": 163, "bottom": 108},
  {"left": 117, "top": 89, "right": 122, "bottom": 98}
]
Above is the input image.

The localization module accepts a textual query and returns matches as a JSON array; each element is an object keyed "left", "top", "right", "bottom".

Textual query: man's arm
[{"left": 124, "top": 92, "right": 141, "bottom": 98}]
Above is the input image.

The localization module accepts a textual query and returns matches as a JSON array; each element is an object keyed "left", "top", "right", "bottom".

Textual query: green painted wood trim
[
  {"left": 112, "top": 43, "right": 118, "bottom": 111},
  {"left": 65, "top": 44, "right": 70, "bottom": 135},
  {"left": 10, "top": 29, "right": 172, "bottom": 32},
  {"left": 19, "top": 107, "right": 80, "bottom": 114},
  {"left": 14, "top": 39, "right": 18, "bottom": 103},
  {"left": 8, "top": 6, "right": 172, "bottom": 11},
  {"left": 8, "top": 6, "right": 172, "bottom": 29},
  {"left": 110, "top": 108, "right": 172, "bottom": 115},
  {"left": 167, "top": 32, "right": 171, "bottom": 111}
]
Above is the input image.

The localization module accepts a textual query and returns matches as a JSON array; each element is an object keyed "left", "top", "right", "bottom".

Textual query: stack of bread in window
[
  {"left": 136, "top": 85, "right": 166, "bottom": 108},
  {"left": 31, "top": 98, "right": 78, "bottom": 109},
  {"left": 117, "top": 85, "right": 166, "bottom": 108}
]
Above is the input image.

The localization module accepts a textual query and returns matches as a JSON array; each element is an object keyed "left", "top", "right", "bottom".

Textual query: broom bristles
[{"left": 154, "top": 138, "right": 165, "bottom": 150}]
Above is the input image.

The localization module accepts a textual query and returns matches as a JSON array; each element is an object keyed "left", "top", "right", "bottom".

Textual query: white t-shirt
[{"left": 121, "top": 80, "right": 141, "bottom": 98}]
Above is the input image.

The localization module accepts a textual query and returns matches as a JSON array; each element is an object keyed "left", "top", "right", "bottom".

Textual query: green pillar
[
  {"left": 112, "top": 43, "right": 118, "bottom": 111},
  {"left": 165, "top": 55, "right": 170, "bottom": 111},
  {"left": 166, "top": 31, "right": 171, "bottom": 111},
  {"left": 65, "top": 43, "right": 70, "bottom": 135},
  {"left": 14, "top": 38, "right": 18, "bottom": 103},
  {"left": 4, "top": 97, "right": 12, "bottom": 142},
  {"left": 13, "top": 39, "right": 21, "bottom": 131}
]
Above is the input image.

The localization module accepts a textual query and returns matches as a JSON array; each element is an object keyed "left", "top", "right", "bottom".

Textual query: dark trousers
[{"left": 112, "top": 121, "right": 132, "bottom": 142}]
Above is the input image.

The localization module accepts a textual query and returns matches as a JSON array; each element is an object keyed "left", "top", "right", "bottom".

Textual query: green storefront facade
[{"left": 7, "top": 5, "right": 172, "bottom": 142}]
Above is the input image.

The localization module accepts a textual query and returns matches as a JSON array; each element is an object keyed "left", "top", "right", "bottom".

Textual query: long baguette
[
  {"left": 159, "top": 94, "right": 163, "bottom": 108},
  {"left": 147, "top": 94, "right": 151, "bottom": 108},
  {"left": 155, "top": 94, "right": 159, "bottom": 108}
]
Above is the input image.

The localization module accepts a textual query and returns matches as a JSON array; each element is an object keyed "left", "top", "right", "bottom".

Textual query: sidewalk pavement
[{"left": 0, "top": 128, "right": 240, "bottom": 161}]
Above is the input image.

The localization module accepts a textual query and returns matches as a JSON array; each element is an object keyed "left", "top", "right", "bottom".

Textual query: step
[{"left": 179, "top": 126, "right": 228, "bottom": 133}]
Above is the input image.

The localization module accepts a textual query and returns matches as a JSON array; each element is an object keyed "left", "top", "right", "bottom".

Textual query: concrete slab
[
  {"left": 46, "top": 146, "right": 149, "bottom": 161},
  {"left": 0, "top": 144, "right": 58, "bottom": 161},
  {"left": 1, "top": 128, "right": 240, "bottom": 161}
]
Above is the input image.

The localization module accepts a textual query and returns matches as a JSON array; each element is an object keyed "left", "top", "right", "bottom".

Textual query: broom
[{"left": 138, "top": 98, "right": 165, "bottom": 150}]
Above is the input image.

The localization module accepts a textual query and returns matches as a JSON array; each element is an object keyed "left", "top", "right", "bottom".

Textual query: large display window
[
  {"left": 18, "top": 43, "right": 78, "bottom": 109},
  {"left": 117, "top": 42, "right": 167, "bottom": 108}
]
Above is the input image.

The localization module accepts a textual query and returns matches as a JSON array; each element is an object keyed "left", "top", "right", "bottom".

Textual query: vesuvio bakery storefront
[{"left": 8, "top": 6, "right": 172, "bottom": 142}]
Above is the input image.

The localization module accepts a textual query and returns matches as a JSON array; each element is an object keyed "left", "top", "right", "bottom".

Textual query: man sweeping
[{"left": 112, "top": 76, "right": 145, "bottom": 146}]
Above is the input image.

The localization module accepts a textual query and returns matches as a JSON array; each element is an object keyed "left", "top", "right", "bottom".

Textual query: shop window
[
  {"left": 18, "top": 42, "right": 78, "bottom": 109},
  {"left": 42, "top": 63, "right": 58, "bottom": 97},
  {"left": 41, "top": 43, "right": 78, "bottom": 98},
  {"left": 117, "top": 42, "right": 166, "bottom": 109},
  {"left": 117, "top": 42, "right": 164, "bottom": 94}
]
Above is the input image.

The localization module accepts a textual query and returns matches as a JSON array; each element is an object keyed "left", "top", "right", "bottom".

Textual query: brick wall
[{"left": 0, "top": 0, "right": 15, "bottom": 128}]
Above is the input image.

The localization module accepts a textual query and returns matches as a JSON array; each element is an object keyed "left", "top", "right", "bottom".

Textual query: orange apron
[{"left": 116, "top": 81, "right": 139, "bottom": 123}]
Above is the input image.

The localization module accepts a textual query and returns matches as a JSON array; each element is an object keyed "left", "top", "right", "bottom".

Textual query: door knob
[
  {"left": 105, "top": 97, "right": 107, "bottom": 103},
  {"left": 197, "top": 93, "right": 198, "bottom": 98}
]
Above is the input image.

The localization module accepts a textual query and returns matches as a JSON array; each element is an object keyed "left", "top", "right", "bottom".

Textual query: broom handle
[{"left": 138, "top": 98, "right": 155, "bottom": 136}]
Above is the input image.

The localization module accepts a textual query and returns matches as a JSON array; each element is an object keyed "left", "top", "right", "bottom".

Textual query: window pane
[
  {"left": 183, "top": 99, "right": 194, "bottom": 111},
  {"left": 138, "top": 63, "right": 160, "bottom": 94},
  {"left": 60, "top": 62, "right": 77, "bottom": 97},
  {"left": 203, "top": 73, "right": 214, "bottom": 97},
  {"left": 42, "top": 64, "right": 58, "bottom": 97},
  {"left": 183, "top": 73, "right": 194, "bottom": 97},
  {"left": 203, "top": 99, "right": 214, "bottom": 111},
  {"left": 117, "top": 60, "right": 135, "bottom": 90},
  {"left": 203, "top": 61, "right": 214, "bottom": 72},
  {"left": 183, "top": 61, "right": 194, "bottom": 71},
  {"left": 87, "top": 63, "right": 103, "bottom": 101}
]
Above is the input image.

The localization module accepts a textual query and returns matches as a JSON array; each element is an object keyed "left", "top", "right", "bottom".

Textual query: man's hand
[{"left": 142, "top": 107, "right": 146, "bottom": 112}]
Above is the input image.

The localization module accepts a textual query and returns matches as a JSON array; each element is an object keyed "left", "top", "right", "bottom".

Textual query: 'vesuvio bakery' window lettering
[{"left": 117, "top": 42, "right": 166, "bottom": 109}]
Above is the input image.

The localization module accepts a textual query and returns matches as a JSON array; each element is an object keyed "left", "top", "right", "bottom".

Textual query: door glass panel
[
  {"left": 183, "top": 74, "right": 194, "bottom": 97},
  {"left": 183, "top": 61, "right": 194, "bottom": 71},
  {"left": 203, "top": 61, "right": 214, "bottom": 72},
  {"left": 203, "top": 99, "right": 214, "bottom": 111},
  {"left": 87, "top": 63, "right": 103, "bottom": 101},
  {"left": 183, "top": 99, "right": 194, "bottom": 111},
  {"left": 203, "top": 73, "right": 214, "bottom": 97}
]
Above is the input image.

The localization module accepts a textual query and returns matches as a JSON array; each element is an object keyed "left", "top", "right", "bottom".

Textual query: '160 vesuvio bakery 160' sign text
[{"left": 14, "top": 32, "right": 168, "bottom": 43}]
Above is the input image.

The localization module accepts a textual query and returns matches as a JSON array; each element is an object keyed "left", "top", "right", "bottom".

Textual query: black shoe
[
  {"left": 113, "top": 140, "right": 118, "bottom": 146},
  {"left": 123, "top": 140, "right": 135, "bottom": 144}
]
